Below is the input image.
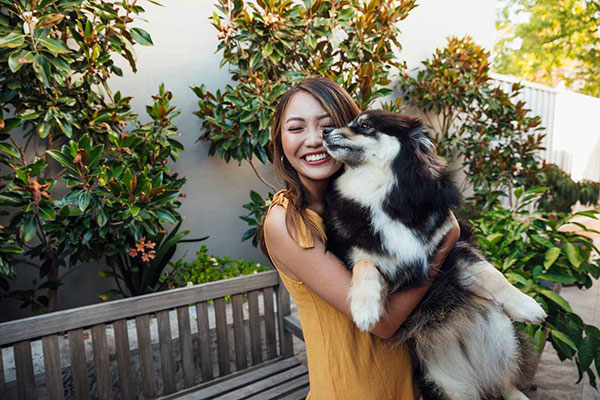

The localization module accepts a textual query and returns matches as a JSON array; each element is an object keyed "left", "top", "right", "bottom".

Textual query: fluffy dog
[{"left": 322, "top": 110, "right": 547, "bottom": 400}]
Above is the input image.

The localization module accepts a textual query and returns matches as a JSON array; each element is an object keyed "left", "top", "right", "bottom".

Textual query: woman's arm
[{"left": 263, "top": 205, "right": 460, "bottom": 339}]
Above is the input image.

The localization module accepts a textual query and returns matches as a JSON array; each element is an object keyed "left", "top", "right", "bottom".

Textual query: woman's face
[{"left": 281, "top": 91, "right": 343, "bottom": 185}]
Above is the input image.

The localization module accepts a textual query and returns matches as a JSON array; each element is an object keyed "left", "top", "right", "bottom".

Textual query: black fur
[{"left": 322, "top": 110, "right": 537, "bottom": 400}]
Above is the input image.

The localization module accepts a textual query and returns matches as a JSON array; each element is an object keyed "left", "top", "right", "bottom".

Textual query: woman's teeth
[{"left": 304, "top": 153, "right": 329, "bottom": 162}]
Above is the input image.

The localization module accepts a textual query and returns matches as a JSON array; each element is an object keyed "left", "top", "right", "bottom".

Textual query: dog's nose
[{"left": 323, "top": 127, "right": 334, "bottom": 136}]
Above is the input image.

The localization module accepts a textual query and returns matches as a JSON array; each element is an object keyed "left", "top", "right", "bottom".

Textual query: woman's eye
[{"left": 288, "top": 127, "right": 303, "bottom": 132}]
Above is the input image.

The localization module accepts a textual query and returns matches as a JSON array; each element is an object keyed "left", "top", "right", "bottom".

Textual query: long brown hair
[{"left": 258, "top": 77, "right": 360, "bottom": 254}]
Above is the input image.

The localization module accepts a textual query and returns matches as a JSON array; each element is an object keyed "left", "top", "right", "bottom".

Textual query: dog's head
[{"left": 323, "top": 109, "right": 438, "bottom": 171}]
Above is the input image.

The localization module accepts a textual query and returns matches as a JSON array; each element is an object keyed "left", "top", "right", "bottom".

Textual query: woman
[{"left": 259, "top": 77, "right": 460, "bottom": 399}]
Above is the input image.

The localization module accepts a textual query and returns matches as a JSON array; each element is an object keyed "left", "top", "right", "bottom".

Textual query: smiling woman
[{"left": 255, "top": 77, "right": 461, "bottom": 399}]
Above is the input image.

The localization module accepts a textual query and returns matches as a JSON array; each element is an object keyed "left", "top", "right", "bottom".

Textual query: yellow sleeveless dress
[{"left": 263, "top": 189, "right": 421, "bottom": 400}]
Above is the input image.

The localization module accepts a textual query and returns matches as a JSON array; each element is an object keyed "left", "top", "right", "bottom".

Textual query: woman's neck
[{"left": 298, "top": 174, "right": 329, "bottom": 216}]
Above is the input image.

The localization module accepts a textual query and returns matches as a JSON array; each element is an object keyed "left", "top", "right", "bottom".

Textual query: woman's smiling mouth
[{"left": 302, "top": 151, "right": 332, "bottom": 165}]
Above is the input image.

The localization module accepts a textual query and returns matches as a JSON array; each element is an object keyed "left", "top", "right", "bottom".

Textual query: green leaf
[
  {"left": 514, "top": 187, "right": 523, "bottom": 198},
  {"left": 551, "top": 329, "right": 578, "bottom": 352},
  {"left": 32, "top": 54, "right": 51, "bottom": 86},
  {"left": 262, "top": 42, "right": 273, "bottom": 57},
  {"left": 131, "top": 27, "right": 153, "bottom": 46},
  {"left": 531, "top": 234, "right": 553, "bottom": 248},
  {"left": 38, "top": 204, "right": 56, "bottom": 221},
  {"left": 544, "top": 247, "right": 561, "bottom": 269},
  {"left": 0, "top": 143, "right": 20, "bottom": 158},
  {"left": 87, "top": 144, "right": 104, "bottom": 169},
  {"left": 539, "top": 289, "right": 572, "bottom": 312},
  {"left": 46, "top": 150, "right": 79, "bottom": 175},
  {"left": 38, "top": 38, "right": 71, "bottom": 54},
  {"left": 250, "top": 190, "right": 263, "bottom": 204},
  {"left": 8, "top": 49, "right": 33, "bottom": 72},
  {"left": 20, "top": 214, "right": 37, "bottom": 242},
  {"left": 0, "top": 33, "right": 25, "bottom": 48},
  {"left": 532, "top": 327, "right": 545, "bottom": 356},
  {"left": 77, "top": 190, "right": 91, "bottom": 212},
  {"left": 565, "top": 243, "right": 581, "bottom": 268},
  {"left": 536, "top": 273, "right": 576, "bottom": 284},
  {"left": 578, "top": 336, "right": 595, "bottom": 372}
]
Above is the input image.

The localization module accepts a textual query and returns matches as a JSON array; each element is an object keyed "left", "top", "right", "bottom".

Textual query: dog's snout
[{"left": 323, "top": 127, "right": 334, "bottom": 136}]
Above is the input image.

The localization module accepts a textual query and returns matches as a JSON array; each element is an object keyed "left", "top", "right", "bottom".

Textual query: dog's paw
[
  {"left": 349, "top": 284, "right": 385, "bottom": 332},
  {"left": 501, "top": 292, "right": 547, "bottom": 324}
]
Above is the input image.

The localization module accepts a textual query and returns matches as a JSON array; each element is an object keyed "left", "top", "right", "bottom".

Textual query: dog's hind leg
[
  {"left": 501, "top": 387, "right": 529, "bottom": 400},
  {"left": 348, "top": 258, "right": 388, "bottom": 332},
  {"left": 459, "top": 260, "right": 546, "bottom": 324}
]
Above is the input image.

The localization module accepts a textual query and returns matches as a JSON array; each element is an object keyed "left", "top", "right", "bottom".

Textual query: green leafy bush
[
  {"left": 164, "top": 245, "right": 268, "bottom": 288},
  {"left": 399, "top": 36, "right": 545, "bottom": 208},
  {"left": 192, "top": 0, "right": 417, "bottom": 244},
  {"left": 0, "top": 0, "right": 196, "bottom": 312},
  {"left": 470, "top": 187, "right": 600, "bottom": 387},
  {"left": 536, "top": 164, "right": 600, "bottom": 213}
]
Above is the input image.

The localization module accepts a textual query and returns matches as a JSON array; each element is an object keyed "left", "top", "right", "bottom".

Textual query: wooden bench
[{"left": 0, "top": 270, "right": 308, "bottom": 399}]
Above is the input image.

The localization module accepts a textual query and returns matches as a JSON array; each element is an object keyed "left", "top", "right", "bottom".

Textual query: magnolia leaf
[
  {"left": 0, "top": 33, "right": 25, "bottom": 48},
  {"left": 131, "top": 27, "right": 153, "bottom": 46},
  {"left": 37, "top": 14, "right": 65, "bottom": 29},
  {"left": 38, "top": 38, "right": 71, "bottom": 54}
]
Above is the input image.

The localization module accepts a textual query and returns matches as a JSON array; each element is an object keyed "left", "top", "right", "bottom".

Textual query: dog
[{"left": 322, "top": 110, "right": 547, "bottom": 400}]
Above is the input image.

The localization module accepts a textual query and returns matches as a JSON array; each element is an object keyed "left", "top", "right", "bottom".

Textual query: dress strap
[{"left": 268, "top": 189, "right": 327, "bottom": 249}]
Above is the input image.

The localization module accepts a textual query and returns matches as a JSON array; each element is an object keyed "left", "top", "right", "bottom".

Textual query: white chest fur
[{"left": 335, "top": 163, "right": 453, "bottom": 278}]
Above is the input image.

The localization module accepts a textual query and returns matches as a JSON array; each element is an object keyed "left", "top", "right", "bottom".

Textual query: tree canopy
[{"left": 495, "top": 0, "right": 600, "bottom": 97}]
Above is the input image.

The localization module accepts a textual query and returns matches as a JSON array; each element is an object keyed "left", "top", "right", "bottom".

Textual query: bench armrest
[{"left": 283, "top": 315, "right": 304, "bottom": 341}]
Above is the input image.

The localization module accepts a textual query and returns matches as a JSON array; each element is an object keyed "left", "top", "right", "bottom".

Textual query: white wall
[
  {"left": 4, "top": 0, "right": 497, "bottom": 321},
  {"left": 397, "top": 0, "right": 497, "bottom": 68}
]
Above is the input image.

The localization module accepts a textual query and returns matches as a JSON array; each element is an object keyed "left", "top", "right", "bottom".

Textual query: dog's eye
[{"left": 360, "top": 122, "right": 371, "bottom": 129}]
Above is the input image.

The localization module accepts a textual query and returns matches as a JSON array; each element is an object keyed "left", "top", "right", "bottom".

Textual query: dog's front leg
[
  {"left": 460, "top": 260, "right": 547, "bottom": 324},
  {"left": 349, "top": 259, "right": 388, "bottom": 332}
]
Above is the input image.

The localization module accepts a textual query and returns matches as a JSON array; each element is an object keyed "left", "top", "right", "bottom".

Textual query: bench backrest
[{"left": 0, "top": 270, "right": 293, "bottom": 399}]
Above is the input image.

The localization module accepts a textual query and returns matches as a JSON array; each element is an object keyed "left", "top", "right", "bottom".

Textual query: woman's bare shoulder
[{"left": 263, "top": 204, "right": 303, "bottom": 280}]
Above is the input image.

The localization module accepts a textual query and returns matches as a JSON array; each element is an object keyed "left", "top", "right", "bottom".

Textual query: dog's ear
[{"left": 409, "top": 124, "right": 436, "bottom": 154}]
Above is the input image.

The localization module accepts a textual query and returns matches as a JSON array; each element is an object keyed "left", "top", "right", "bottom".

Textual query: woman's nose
[{"left": 306, "top": 126, "right": 324, "bottom": 146}]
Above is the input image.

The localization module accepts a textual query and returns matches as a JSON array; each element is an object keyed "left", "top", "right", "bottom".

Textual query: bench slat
[
  {"left": 196, "top": 302, "right": 213, "bottom": 382},
  {"left": 176, "top": 306, "right": 195, "bottom": 388},
  {"left": 0, "top": 346, "right": 4, "bottom": 391},
  {"left": 213, "top": 364, "right": 308, "bottom": 400},
  {"left": 14, "top": 340, "right": 35, "bottom": 400},
  {"left": 135, "top": 315, "right": 156, "bottom": 399},
  {"left": 68, "top": 329, "right": 90, "bottom": 400},
  {"left": 157, "top": 310, "right": 176, "bottom": 395},
  {"left": 231, "top": 294, "right": 247, "bottom": 371},
  {"left": 214, "top": 297, "right": 230, "bottom": 376},
  {"left": 275, "top": 281, "right": 294, "bottom": 357},
  {"left": 248, "top": 291, "right": 262, "bottom": 365},
  {"left": 244, "top": 374, "right": 309, "bottom": 400},
  {"left": 177, "top": 357, "right": 300, "bottom": 400},
  {"left": 262, "top": 287, "right": 277, "bottom": 360},
  {"left": 113, "top": 319, "right": 134, "bottom": 400},
  {"left": 91, "top": 324, "right": 112, "bottom": 400}
]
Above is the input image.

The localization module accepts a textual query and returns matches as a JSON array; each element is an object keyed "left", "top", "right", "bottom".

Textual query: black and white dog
[{"left": 322, "top": 110, "right": 547, "bottom": 400}]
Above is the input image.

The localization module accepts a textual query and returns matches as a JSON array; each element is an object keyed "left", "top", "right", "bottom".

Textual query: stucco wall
[{"left": 3, "top": 0, "right": 496, "bottom": 321}]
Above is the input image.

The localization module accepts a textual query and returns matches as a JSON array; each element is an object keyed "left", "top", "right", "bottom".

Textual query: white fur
[
  {"left": 418, "top": 306, "right": 521, "bottom": 400},
  {"left": 348, "top": 259, "right": 388, "bottom": 331},
  {"left": 460, "top": 260, "right": 547, "bottom": 324}
]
